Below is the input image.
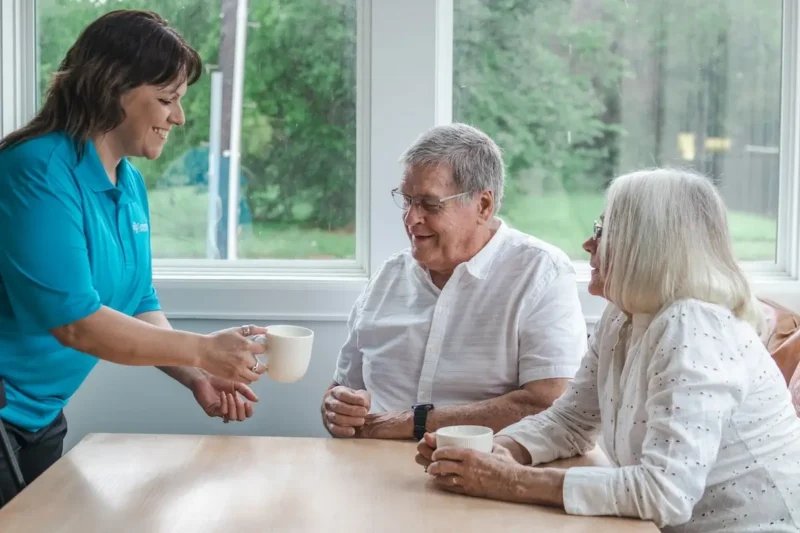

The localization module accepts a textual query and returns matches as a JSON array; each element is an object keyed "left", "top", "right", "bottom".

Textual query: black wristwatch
[{"left": 412, "top": 403, "right": 434, "bottom": 440}]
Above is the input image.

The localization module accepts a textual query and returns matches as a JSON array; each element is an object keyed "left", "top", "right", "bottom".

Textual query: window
[
  {"left": 37, "top": 0, "right": 358, "bottom": 260},
  {"left": 4, "top": 0, "right": 800, "bottom": 320},
  {"left": 453, "top": 0, "right": 783, "bottom": 261}
]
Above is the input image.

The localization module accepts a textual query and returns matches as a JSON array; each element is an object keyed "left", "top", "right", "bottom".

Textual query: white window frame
[{"left": 2, "top": 0, "right": 800, "bottom": 325}]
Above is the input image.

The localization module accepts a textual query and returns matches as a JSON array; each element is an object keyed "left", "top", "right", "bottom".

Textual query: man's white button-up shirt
[{"left": 334, "top": 219, "right": 588, "bottom": 412}]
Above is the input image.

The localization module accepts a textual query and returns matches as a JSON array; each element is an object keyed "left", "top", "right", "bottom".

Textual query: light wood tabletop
[{"left": 0, "top": 433, "right": 658, "bottom": 532}]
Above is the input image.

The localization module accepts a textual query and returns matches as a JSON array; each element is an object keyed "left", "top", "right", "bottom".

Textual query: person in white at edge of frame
[
  {"left": 417, "top": 168, "right": 800, "bottom": 532},
  {"left": 320, "top": 123, "right": 587, "bottom": 441}
]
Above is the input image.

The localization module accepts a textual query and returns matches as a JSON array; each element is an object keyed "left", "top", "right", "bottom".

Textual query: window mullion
[
  {"left": 367, "top": 0, "right": 454, "bottom": 276},
  {"left": 0, "top": 0, "right": 36, "bottom": 138},
  {"left": 777, "top": 0, "right": 800, "bottom": 279}
]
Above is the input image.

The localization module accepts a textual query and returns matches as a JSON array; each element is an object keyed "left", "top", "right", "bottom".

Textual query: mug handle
[{"left": 248, "top": 334, "right": 268, "bottom": 369}]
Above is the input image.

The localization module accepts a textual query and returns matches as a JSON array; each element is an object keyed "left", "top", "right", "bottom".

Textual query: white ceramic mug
[
  {"left": 250, "top": 325, "right": 314, "bottom": 383},
  {"left": 435, "top": 425, "right": 494, "bottom": 453}
]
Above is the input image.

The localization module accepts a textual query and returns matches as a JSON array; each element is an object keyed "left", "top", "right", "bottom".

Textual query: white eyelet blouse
[{"left": 498, "top": 299, "right": 800, "bottom": 532}]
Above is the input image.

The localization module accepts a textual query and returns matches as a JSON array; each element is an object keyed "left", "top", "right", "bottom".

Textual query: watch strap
[{"left": 413, "top": 404, "right": 433, "bottom": 440}]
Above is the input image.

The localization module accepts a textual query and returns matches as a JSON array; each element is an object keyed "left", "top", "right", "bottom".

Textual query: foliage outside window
[
  {"left": 38, "top": 0, "right": 357, "bottom": 260},
  {"left": 454, "top": 0, "right": 781, "bottom": 260},
  {"left": 38, "top": 0, "right": 782, "bottom": 262}
]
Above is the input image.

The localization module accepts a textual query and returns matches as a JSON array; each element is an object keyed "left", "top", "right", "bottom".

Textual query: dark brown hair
[{"left": 0, "top": 9, "right": 202, "bottom": 154}]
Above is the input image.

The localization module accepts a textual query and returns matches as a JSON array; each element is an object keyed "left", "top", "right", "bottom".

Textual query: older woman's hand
[
  {"left": 415, "top": 432, "right": 438, "bottom": 469},
  {"left": 416, "top": 433, "right": 528, "bottom": 470},
  {"left": 426, "top": 443, "right": 524, "bottom": 500}
]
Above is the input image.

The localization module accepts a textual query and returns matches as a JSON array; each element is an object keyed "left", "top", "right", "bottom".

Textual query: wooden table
[{"left": 0, "top": 433, "right": 658, "bottom": 532}]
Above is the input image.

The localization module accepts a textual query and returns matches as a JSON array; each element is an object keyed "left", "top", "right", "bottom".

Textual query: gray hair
[
  {"left": 400, "top": 123, "right": 505, "bottom": 213},
  {"left": 600, "top": 168, "right": 765, "bottom": 335}
]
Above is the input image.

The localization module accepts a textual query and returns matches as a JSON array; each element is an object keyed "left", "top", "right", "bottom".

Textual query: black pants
[{"left": 0, "top": 411, "right": 67, "bottom": 508}]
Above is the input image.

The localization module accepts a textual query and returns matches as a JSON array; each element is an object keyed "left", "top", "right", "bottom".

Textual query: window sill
[
  {"left": 154, "top": 274, "right": 367, "bottom": 321},
  {"left": 154, "top": 270, "right": 800, "bottom": 323}
]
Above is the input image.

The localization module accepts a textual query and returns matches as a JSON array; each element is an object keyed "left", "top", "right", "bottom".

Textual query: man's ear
[{"left": 477, "top": 190, "right": 494, "bottom": 223}]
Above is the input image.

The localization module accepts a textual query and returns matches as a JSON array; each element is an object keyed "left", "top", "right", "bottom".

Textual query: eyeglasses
[
  {"left": 391, "top": 188, "right": 473, "bottom": 214},
  {"left": 593, "top": 220, "right": 603, "bottom": 240}
]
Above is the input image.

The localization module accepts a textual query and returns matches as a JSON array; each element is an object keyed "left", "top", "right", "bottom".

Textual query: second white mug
[{"left": 435, "top": 425, "right": 494, "bottom": 453}]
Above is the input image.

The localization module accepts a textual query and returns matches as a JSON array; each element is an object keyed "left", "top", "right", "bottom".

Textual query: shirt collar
[
  {"left": 73, "top": 139, "right": 135, "bottom": 204},
  {"left": 115, "top": 159, "right": 136, "bottom": 205},
  {"left": 75, "top": 139, "right": 115, "bottom": 193},
  {"left": 463, "top": 218, "right": 509, "bottom": 280},
  {"left": 413, "top": 218, "right": 510, "bottom": 283}
]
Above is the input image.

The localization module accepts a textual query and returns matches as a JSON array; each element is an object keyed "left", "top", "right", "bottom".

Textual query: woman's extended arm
[
  {"left": 495, "top": 335, "right": 603, "bottom": 465},
  {"left": 52, "top": 306, "right": 201, "bottom": 367}
]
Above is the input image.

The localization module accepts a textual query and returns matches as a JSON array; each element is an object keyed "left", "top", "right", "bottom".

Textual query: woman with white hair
[{"left": 416, "top": 168, "right": 800, "bottom": 532}]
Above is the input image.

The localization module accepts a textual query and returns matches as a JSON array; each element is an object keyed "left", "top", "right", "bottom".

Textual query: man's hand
[
  {"left": 191, "top": 373, "right": 258, "bottom": 422},
  {"left": 322, "top": 385, "right": 371, "bottom": 437}
]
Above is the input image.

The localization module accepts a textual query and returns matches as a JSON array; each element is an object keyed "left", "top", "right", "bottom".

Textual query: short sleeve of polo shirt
[
  {"left": 0, "top": 149, "right": 102, "bottom": 330},
  {"left": 134, "top": 281, "right": 161, "bottom": 316},
  {"left": 129, "top": 166, "right": 161, "bottom": 316}
]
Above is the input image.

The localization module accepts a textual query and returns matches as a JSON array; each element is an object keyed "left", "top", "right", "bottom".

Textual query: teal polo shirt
[{"left": 0, "top": 132, "right": 161, "bottom": 431}]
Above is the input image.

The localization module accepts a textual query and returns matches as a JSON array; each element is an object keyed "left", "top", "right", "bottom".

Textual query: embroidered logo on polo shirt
[{"left": 132, "top": 222, "right": 150, "bottom": 234}]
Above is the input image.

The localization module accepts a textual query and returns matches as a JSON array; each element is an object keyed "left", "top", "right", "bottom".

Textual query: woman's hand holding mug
[{"left": 198, "top": 325, "right": 268, "bottom": 384}]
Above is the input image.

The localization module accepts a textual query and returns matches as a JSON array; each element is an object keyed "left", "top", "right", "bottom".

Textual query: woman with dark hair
[{"left": 0, "top": 9, "right": 267, "bottom": 504}]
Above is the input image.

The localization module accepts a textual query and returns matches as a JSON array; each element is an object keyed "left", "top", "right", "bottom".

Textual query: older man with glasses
[{"left": 320, "top": 123, "right": 587, "bottom": 440}]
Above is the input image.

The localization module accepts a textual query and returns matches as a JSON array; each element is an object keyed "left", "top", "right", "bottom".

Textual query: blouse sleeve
[
  {"left": 789, "top": 364, "right": 800, "bottom": 417},
  {"left": 561, "top": 303, "right": 748, "bottom": 527},
  {"left": 496, "top": 309, "right": 606, "bottom": 465}
]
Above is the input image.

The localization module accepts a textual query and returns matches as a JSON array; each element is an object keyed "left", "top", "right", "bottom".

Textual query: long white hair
[{"left": 599, "top": 168, "right": 764, "bottom": 333}]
